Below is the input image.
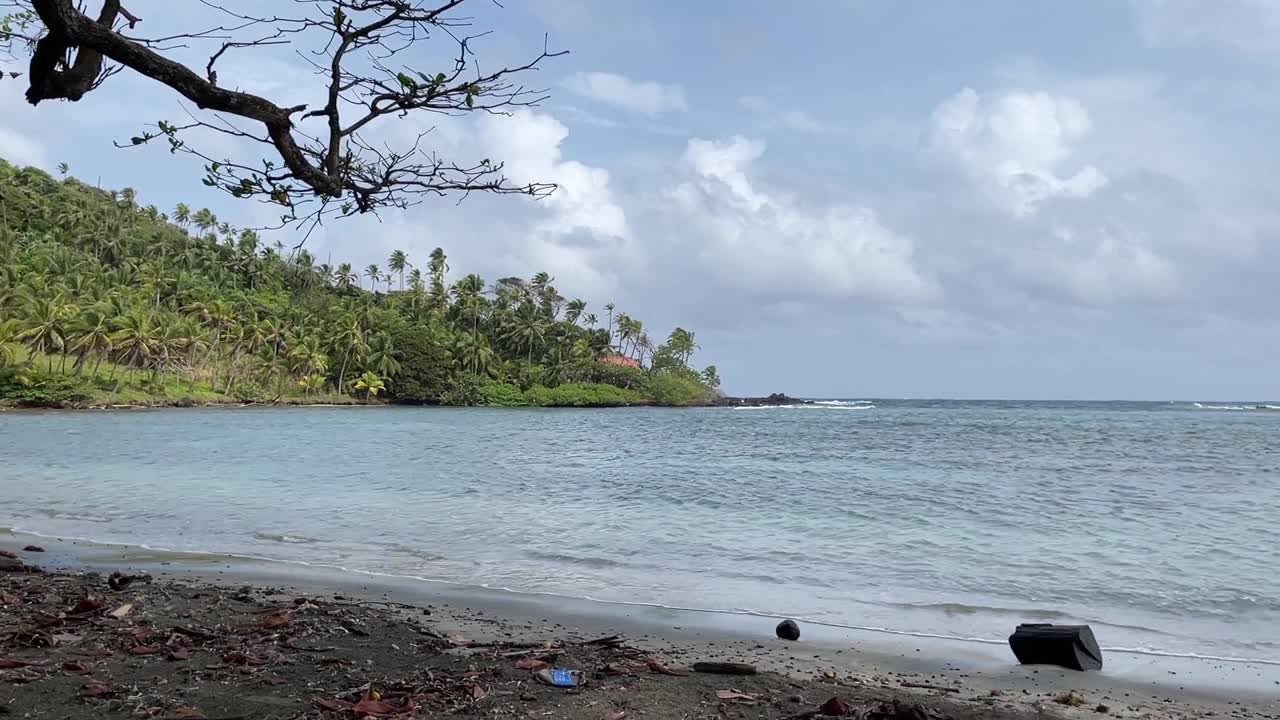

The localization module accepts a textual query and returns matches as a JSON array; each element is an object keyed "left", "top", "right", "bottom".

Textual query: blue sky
[{"left": 4, "top": 0, "right": 1280, "bottom": 400}]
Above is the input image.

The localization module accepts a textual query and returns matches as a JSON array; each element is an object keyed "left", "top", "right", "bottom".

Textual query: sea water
[{"left": 1, "top": 402, "right": 1277, "bottom": 665}]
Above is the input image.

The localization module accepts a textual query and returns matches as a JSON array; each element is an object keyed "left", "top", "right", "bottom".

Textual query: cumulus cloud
[
  {"left": 927, "top": 88, "right": 1108, "bottom": 217},
  {"left": 562, "top": 71, "right": 687, "bottom": 115},
  {"left": 668, "top": 136, "right": 935, "bottom": 304}
]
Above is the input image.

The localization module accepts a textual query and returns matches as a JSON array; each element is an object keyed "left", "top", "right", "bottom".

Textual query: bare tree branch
[{"left": 5, "top": 0, "right": 567, "bottom": 227}]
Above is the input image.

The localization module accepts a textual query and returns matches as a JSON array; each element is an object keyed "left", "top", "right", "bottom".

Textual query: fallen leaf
[
  {"left": 71, "top": 596, "right": 104, "bottom": 614},
  {"left": 62, "top": 660, "right": 91, "bottom": 675},
  {"left": 819, "top": 697, "right": 851, "bottom": 716},
  {"left": 312, "top": 697, "right": 353, "bottom": 712},
  {"left": 716, "top": 689, "right": 757, "bottom": 701},
  {"left": 222, "top": 652, "right": 267, "bottom": 666},
  {"left": 466, "top": 684, "right": 488, "bottom": 701},
  {"left": 168, "top": 648, "right": 192, "bottom": 661},
  {"left": 0, "top": 658, "right": 44, "bottom": 669},
  {"left": 607, "top": 711, "right": 626, "bottom": 720},
  {"left": 50, "top": 633, "right": 81, "bottom": 645},
  {"left": 646, "top": 658, "right": 687, "bottom": 676},
  {"left": 265, "top": 675, "right": 287, "bottom": 685},
  {"left": 352, "top": 697, "right": 402, "bottom": 717},
  {"left": 446, "top": 633, "right": 470, "bottom": 647},
  {"left": 261, "top": 609, "right": 291, "bottom": 628},
  {"left": 170, "top": 709, "right": 208, "bottom": 719},
  {"left": 128, "top": 644, "right": 164, "bottom": 656},
  {"left": 599, "top": 663, "right": 633, "bottom": 677},
  {"left": 514, "top": 657, "right": 550, "bottom": 671},
  {"left": 81, "top": 680, "right": 113, "bottom": 697},
  {"left": 108, "top": 603, "right": 134, "bottom": 619},
  {"left": 0, "top": 591, "right": 18, "bottom": 604}
]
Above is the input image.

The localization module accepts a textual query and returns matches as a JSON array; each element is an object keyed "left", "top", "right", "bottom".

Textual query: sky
[{"left": 3, "top": 0, "right": 1280, "bottom": 400}]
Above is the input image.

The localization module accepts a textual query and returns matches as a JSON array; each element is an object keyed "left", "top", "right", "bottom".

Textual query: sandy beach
[{"left": 2, "top": 531, "right": 1275, "bottom": 720}]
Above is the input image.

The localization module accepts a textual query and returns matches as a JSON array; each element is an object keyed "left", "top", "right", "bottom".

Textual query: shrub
[
  {"left": 643, "top": 371, "right": 714, "bottom": 407},
  {"left": 390, "top": 326, "right": 454, "bottom": 403},
  {"left": 479, "top": 382, "right": 526, "bottom": 407},
  {"left": 0, "top": 367, "right": 92, "bottom": 407},
  {"left": 439, "top": 373, "right": 485, "bottom": 407},
  {"left": 523, "top": 382, "right": 643, "bottom": 407}
]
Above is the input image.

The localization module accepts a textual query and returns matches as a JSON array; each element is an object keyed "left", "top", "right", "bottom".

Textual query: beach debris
[
  {"left": 21, "top": 545, "right": 44, "bottom": 553},
  {"left": 900, "top": 681, "right": 960, "bottom": 693},
  {"left": 1095, "top": 703, "right": 1110, "bottom": 714},
  {"left": 606, "top": 711, "right": 626, "bottom": 720},
  {"left": 445, "top": 632, "right": 470, "bottom": 647},
  {"left": 107, "top": 570, "right": 148, "bottom": 591},
  {"left": 819, "top": 697, "right": 851, "bottom": 716},
  {"left": 1054, "top": 691, "right": 1087, "bottom": 707},
  {"left": 535, "top": 667, "right": 586, "bottom": 688},
  {"left": 716, "top": 688, "right": 758, "bottom": 702},
  {"left": 256, "top": 608, "right": 291, "bottom": 629},
  {"left": 0, "top": 591, "right": 17, "bottom": 605},
  {"left": 108, "top": 603, "right": 134, "bottom": 619},
  {"left": 0, "top": 657, "right": 45, "bottom": 669},
  {"left": 1008, "top": 623, "right": 1103, "bottom": 671},
  {"left": 692, "top": 661, "right": 757, "bottom": 675},
  {"left": 166, "top": 708, "right": 208, "bottom": 719},
  {"left": 70, "top": 595, "right": 104, "bottom": 615},
  {"left": 645, "top": 658, "right": 687, "bottom": 676},
  {"left": 777, "top": 619, "right": 801, "bottom": 641},
  {"left": 61, "top": 660, "right": 91, "bottom": 675},
  {"left": 167, "top": 647, "right": 192, "bottom": 661},
  {"left": 222, "top": 651, "right": 268, "bottom": 666},
  {"left": 80, "top": 680, "right": 114, "bottom": 697},
  {"left": 513, "top": 656, "right": 551, "bottom": 671}
]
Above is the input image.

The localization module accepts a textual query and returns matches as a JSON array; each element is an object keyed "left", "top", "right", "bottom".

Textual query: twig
[{"left": 900, "top": 681, "right": 960, "bottom": 693}]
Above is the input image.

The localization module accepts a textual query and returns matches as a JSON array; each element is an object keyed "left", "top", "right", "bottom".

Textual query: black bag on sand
[{"left": 1008, "top": 623, "right": 1103, "bottom": 671}]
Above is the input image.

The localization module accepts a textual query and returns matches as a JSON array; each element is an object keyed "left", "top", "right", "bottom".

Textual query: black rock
[
  {"left": 776, "top": 619, "right": 801, "bottom": 641},
  {"left": 1008, "top": 623, "right": 1103, "bottom": 671}
]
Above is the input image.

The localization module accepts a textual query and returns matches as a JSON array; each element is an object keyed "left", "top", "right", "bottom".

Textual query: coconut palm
[
  {"left": 364, "top": 264, "right": 381, "bottom": 291},
  {"left": 353, "top": 370, "right": 385, "bottom": 400},
  {"left": 388, "top": 249, "right": 409, "bottom": 291}
]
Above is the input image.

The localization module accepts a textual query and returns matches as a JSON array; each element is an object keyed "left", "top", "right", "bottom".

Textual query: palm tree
[
  {"left": 367, "top": 331, "right": 402, "bottom": 380},
  {"left": 0, "top": 318, "right": 20, "bottom": 366},
  {"left": 69, "top": 305, "right": 114, "bottom": 378},
  {"left": 354, "top": 370, "right": 385, "bottom": 401},
  {"left": 19, "top": 294, "right": 71, "bottom": 371},
  {"left": 388, "top": 249, "right": 409, "bottom": 291},
  {"left": 605, "top": 302, "right": 616, "bottom": 349},
  {"left": 584, "top": 313, "right": 598, "bottom": 329},
  {"left": 110, "top": 306, "right": 155, "bottom": 383},
  {"left": 565, "top": 298, "right": 586, "bottom": 326},
  {"left": 701, "top": 365, "right": 721, "bottom": 390},
  {"left": 172, "top": 203, "right": 191, "bottom": 230},
  {"left": 427, "top": 247, "right": 449, "bottom": 310},
  {"left": 335, "top": 263, "right": 356, "bottom": 290},
  {"left": 331, "top": 314, "right": 365, "bottom": 392},
  {"left": 505, "top": 302, "right": 547, "bottom": 375},
  {"left": 364, "top": 264, "right": 381, "bottom": 291}
]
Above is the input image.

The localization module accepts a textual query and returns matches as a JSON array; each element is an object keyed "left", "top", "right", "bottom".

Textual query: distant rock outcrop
[{"left": 709, "top": 393, "right": 810, "bottom": 407}]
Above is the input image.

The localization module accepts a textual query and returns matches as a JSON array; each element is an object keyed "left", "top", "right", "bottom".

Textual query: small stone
[
  {"left": 520, "top": 693, "right": 536, "bottom": 702},
  {"left": 776, "top": 619, "right": 801, "bottom": 641},
  {"left": 1095, "top": 704, "right": 1110, "bottom": 714},
  {"left": 787, "top": 695, "right": 803, "bottom": 704}
]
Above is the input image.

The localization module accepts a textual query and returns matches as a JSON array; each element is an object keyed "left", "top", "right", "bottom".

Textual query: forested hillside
[{"left": 0, "top": 160, "right": 720, "bottom": 407}]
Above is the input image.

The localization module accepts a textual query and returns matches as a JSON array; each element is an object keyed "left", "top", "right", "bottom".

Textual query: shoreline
[{"left": 3, "top": 530, "right": 1276, "bottom": 719}]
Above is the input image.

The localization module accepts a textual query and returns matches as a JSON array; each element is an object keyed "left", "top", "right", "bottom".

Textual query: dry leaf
[
  {"left": 645, "top": 658, "right": 687, "bottom": 676},
  {"left": 513, "top": 657, "right": 550, "bottom": 671},
  {"left": 259, "top": 609, "right": 291, "bottom": 629},
  {"left": 607, "top": 711, "right": 626, "bottom": 720},
  {"left": 71, "top": 596, "right": 104, "bottom": 614},
  {"left": 81, "top": 680, "right": 113, "bottom": 697},
  {"left": 108, "top": 603, "right": 133, "bottom": 619},
  {"left": 128, "top": 644, "right": 163, "bottom": 656},
  {"left": 820, "top": 697, "right": 851, "bottom": 716},
  {"left": 466, "top": 684, "right": 488, "bottom": 701},
  {"left": 716, "top": 689, "right": 756, "bottom": 701},
  {"left": 0, "top": 591, "right": 19, "bottom": 604},
  {"left": 222, "top": 652, "right": 267, "bottom": 666},
  {"left": 446, "top": 633, "right": 470, "bottom": 647},
  {"left": 168, "top": 648, "right": 192, "bottom": 661},
  {"left": 0, "top": 657, "right": 44, "bottom": 669},
  {"left": 62, "top": 660, "right": 91, "bottom": 675}
]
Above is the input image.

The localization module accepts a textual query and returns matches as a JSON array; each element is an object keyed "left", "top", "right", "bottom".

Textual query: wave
[
  {"left": 524, "top": 550, "right": 625, "bottom": 569},
  {"left": 1192, "top": 402, "right": 1280, "bottom": 411},
  {"left": 8, "top": 525, "right": 1280, "bottom": 667},
  {"left": 813, "top": 400, "right": 876, "bottom": 407},
  {"left": 252, "top": 532, "right": 323, "bottom": 545},
  {"left": 732, "top": 403, "right": 876, "bottom": 411}
]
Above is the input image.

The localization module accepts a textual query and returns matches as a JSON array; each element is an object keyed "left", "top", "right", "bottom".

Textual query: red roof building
[{"left": 599, "top": 353, "right": 641, "bottom": 369}]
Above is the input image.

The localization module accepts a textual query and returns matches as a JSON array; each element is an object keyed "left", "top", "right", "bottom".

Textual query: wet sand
[{"left": 2, "top": 531, "right": 1277, "bottom": 719}]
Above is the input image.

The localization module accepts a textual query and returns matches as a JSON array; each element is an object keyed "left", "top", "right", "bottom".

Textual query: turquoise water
[{"left": 1, "top": 402, "right": 1278, "bottom": 665}]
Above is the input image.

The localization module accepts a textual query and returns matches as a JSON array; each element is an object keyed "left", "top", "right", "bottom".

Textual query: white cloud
[
  {"left": 739, "top": 96, "right": 833, "bottom": 134},
  {"left": 562, "top": 71, "right": 687, "bottom": 115},
  {"left": 927, "top": 87, "right": 1108, "bottom": 217},
  {"left": 669, "top": 136, "right": 935, "bottom": 304},
  {"left": 1132, "top": 0, "right": 1280, "bottom": 55}
]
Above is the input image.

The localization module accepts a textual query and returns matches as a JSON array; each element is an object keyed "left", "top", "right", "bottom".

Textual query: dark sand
[{"left": 2, "top": 533, "right": 1277, "bottom": 719}]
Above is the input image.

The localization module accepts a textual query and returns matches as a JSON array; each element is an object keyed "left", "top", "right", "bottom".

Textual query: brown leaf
[
  {"left": 62, "top": 660, "right": 91, "bottom": 675},
  {"left": 169, "top": 708, "right": 208, "bottom": 719},
  {"left": 819, "top": 697, "right": 851, "bottom": 716},
  {"left": 71, "top": 595, "right": 104, "bottom": 614},
  {"left": 0, "top": 657, "right": 45, "bottom": 669},
  {"left": 168, "top": 648, "right": 192, "bottom": 661},
  {"left": 466, "top": 684, "right": 488, "bottom": 702},
  {"left": 352, "top": 697, "right": 407, "bottom": 717},
  {"left": 108, "top": 603, "right": 134, "bottom": 619},
  {"left": 606, "top": 712, "right": 626, "bottom": 720},
  {"left": 259, "top": 609, "right": 291, "bottom": 629},
  {"left": 50, "top": 633, "right": 82, "bottom": 645},
  {"left": 265, "top": 675, "right": 288, "bottom": 685},
  {"left": 513, "top": 657, "right": 550, "bottom": 671},
  {"left": 222, "top": 652, "right": 267, "bottom": 666},
  {"left": 128, "top": 644, "right": 164, "bottom": 656},
  {"left": 646, "top": 658, "right": 687, "bottom": 676},
  {"left": 0, "top": 591, "right": 19, "bottom": 604},
  {"left": 599, "top": 663, "right": 633, "bottom": 677},
  {"left": 312, "top": 697, "right": 353, "bottom": 712},
  {"left": 716, "top": 689, "right": 757, "bottom": 701},
  {"left": 81, "top": 680, "right": 113, "bottom": 697}
]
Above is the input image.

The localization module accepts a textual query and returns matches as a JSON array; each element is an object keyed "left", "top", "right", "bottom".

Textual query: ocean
[{"left": 1, "top": 401, "right": 1277, "bottom": 666}]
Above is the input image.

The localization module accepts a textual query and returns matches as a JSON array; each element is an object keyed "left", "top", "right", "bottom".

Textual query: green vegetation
[{"left": 0, "top": 160, "right": 720, "bottom": 408}]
